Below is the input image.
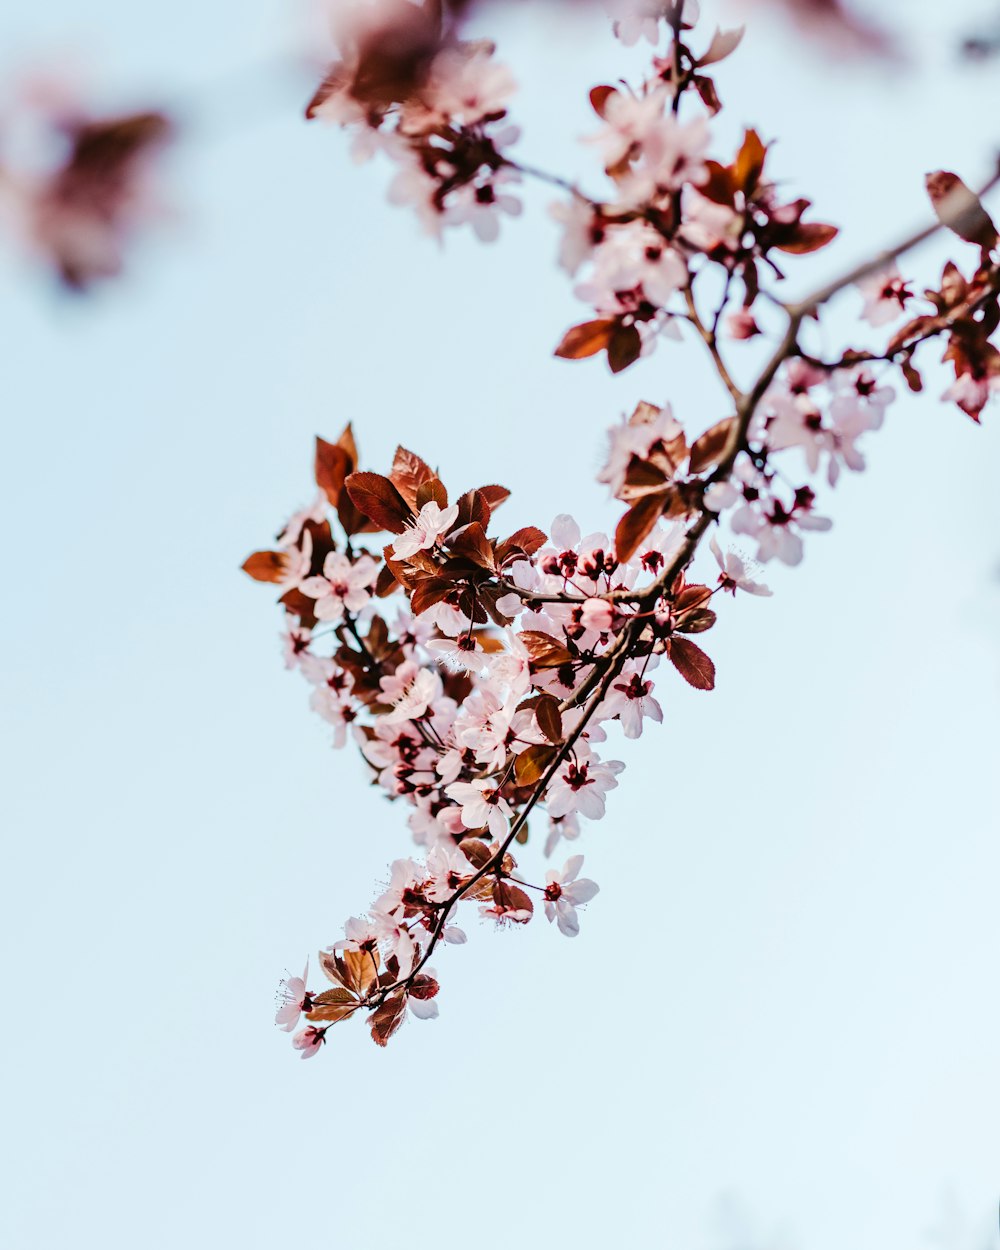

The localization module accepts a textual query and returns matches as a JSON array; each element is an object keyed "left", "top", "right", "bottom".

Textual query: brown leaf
[
  {"left": 615, "top": 493, "right": 667, "bottom": 563},
  {"left": 477, "top": 484, "right": 511, "bottom": 512},
  {"left": 515, "top": 743, "right": 558, "bottom": 785},
  {"left": 241, "top": 550, "right": 289, "bottom": 584},
  {"left": 369, "top": 991, "right": 407, "bottom": 1047},
  {"left": 492, "top": 881, "right": 534, "bottom": 920},
  {"left": 774, "top": 223, "right": 839, "bottom": 255},
  {"left": 315, "top": 436, "right": 351, "bottom": 507},
  {"left": 535, "top": 694, "right": 563, "bottom": 745},
  {"left": 345, "top": 472, "right": 411, "bottom": 534},
  {"left": 689, "top": 417, "right": 736, "bottom": 475},
  {"left": 409, "top": 974, "right": 439, "bottom": 1001},
  {"left": 307, "top": 987, "right": 359, "bottom": 1023},
  {"left": 733, "top": 129, "right": 767, "bottom": 195},
  {"left": 416, "top": 476, "right": 448, "bottom": 509},
  {"left": 518, "top": 631, "right": 573, "bottom": 668},
  {"left": 342, "top": 948, "right": 380, "bottom": 997},
  {"left": 589, "top": 85, "right": 618, "bottom": 118},
  {"left": 446, "top": 521, "right": 495, "bottom": 571},
  {"left": 607, "top": 323, "right": 642, "bottom": 374},
  {"left": 390, "top": 446, "right": 436, "bottom": 509},
  {"left": 555, "top": 319, "right": 616, "bottom": 360},
  {"left": 925, "top": 171, "right": 999, "bottom": 251},
  {"left": 667, "top": 636, "right": 716, "bottom": 690},
  {"left": 458, "top": 838, "right": 492, "bottom": 870},
  {"left": 496, "top": 526, "right": 548, "bottom": 562}
]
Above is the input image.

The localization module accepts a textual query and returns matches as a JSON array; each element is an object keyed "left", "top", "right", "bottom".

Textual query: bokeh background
[{"left": 2, "top": 2, "right": 999, "bottom": 1247}]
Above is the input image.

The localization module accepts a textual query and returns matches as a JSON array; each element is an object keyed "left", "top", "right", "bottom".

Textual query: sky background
[{"left": 1, "top": 2, "right": 999, "bottom": 1248}]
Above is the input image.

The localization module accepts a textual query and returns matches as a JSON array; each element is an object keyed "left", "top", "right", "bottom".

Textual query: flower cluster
[
  {"left": 246, "top": 0, "right": 996, "bottom": 1053},
  {"left": 306, "top": 1, "right": 521, "bottom": 240},
  {"left": 0, "top": 81, "right": 171, "bottom": 290}
]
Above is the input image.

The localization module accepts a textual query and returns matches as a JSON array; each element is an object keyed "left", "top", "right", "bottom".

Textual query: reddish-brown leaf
[
  {"left": 689, "top": 416, "right": 736, "bottom": 475},
  {"left": 416, "top": 476, "right": 448, "bottom": 509},
  {"left": 477, "top": 484, "right": 511, "bottom": 512},
  {"left": 615, "top": 493, "right": 667, "bottom": 563},
  {"left": 607, "top": 323, "right": 642, "bottom": 374},
  {"left": 589, "top": 84, "right": 618, "bottom": 118},
  {"left": 447, "top": 521, "right": 495, "bottom": 571},
  {"left": 535, "top": 694, "right": 564, "bottom": 745},
  {"left": 668, "top": 636, "right": 716, "bottom": 690},
  {"left": 554, "top": 319, "right": 616, "bottom": 360},
  {"left": 458, "top": 838, "right": 492, "bottom": 870},
  {"left": 733, "top": 128, "right": 766, "bottom": 194},
  {"left": 345, "top": 471, "right": 411, "bottom": 534},
  {"left": 496, "top": 526, "right": 548, "bottom": 562},
  {"left": 774, "top": 223, "right": 839, "bottom": 255},
  {"left": 306, "top": 987, "right": 359, "bottom": 1023},
  {"left": 492, "top": 880, "right": 534, "bottom": 920},
  {"left": 369, "top": 992, "right": 407, "bottom": 1047},
  {"left": 515, "top": 743, "right": 558, "bottom": 785},
  {"left": 409, "top": 974, "right": 439, "bottom": 1001},
  {"left": 390, "top": 446, "right": 435, "bottom": 509},
  {"left": 518, "top": 631, "right": 573, "bottom": 668},
  {"left": 315, "top": 436, "right": 351, "bottom": 506},
  {"left": 241, "top": 550, "right": 288, "bottom": 584},
  {"left": 342, "top": 948, "right": 380, "bottom": 997}
]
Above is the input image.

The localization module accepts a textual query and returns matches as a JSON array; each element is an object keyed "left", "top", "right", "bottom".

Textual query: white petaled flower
[
  {"left": 300, "top": 551, "right": 378, "bottom": 623},
  {"left": 543, "top": 855, "right": 600, "bottom": 937},
  {"left": 709, "top": 536, "right": 772, "bottom": 596},
  {"left": 274, "top": 961, "right": 310, "bottom": 1032},
  {"left": 392, "top": 501, "right": 460, "bottom": 560},
  {"left": 445, "top": 779, "right": 513, "bottom": 839}
]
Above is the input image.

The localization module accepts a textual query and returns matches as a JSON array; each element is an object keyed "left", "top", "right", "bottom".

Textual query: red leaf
[
  {"left": 345, "top": 472, "right": 411, "bottom": 534},
  {"left": 689, "top": 416, "right": 736, "bottom": 475},
  {"left": 733, "top": 128, "right": 767, "bottom": 194},
  {"left": 614, "top": 494, "right": 667, "bottom": 563},
  {"left": 535, "top": 694, "right": 564, "bottom": 744},
  {"left": 390, "top": 446, "right": 435, "bottom": 509},
  {"left": 369, "top": 992, "right": 407, "bottom": 1047},
  {"left": 241, "top": 550, "right": 288, "bottom": 584},
  {"left": 518, "top": 631, "right": 573, "bottom": 668},
  {"left": 554, "top": 319, "right": 616, "bottom": 360},
  {"left": 774, "top": 223, "right": 839, "bottom": 255},
  {"left": 607, "top": 323, "right": 643, "bottom": 374},
  {"left": 315, "top": 436, "right": 351, "bottom": 507},
  {"left": 409, "top": 974, "right": 439, "bottom": 1001},
  {"left": 477, "top": 484, "right": 511, "bottom": 512},
  {"left": 668, "top": 636, "right": 716, "bottom": 690},
  {"left": 589, "top": 85, "right": 618, "bottom": 118}
]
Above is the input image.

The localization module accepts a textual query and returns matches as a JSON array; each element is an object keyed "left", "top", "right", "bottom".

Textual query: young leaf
[
  {"left": 369, "top": 991, "right": 407, "bottom": 1047},
  {"left": 345, "top": 472, "right": 411, "bottom": 534},
  {"left": 555, "top": 319, "right": 616, "bottom": 360},
  {"left": 668, "top": 636, "right": 716, "bottom": 690}
]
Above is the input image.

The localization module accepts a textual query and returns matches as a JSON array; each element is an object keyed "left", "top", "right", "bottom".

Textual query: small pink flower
[
  {"left": 392, "top": 501, "right": 460, "bottom": 560},
  {"left": 445, "top": 779, "right": 513, "bottom": 838},
  {"left": 543, "top": 854, "right": 600, "bottom": 937},
  {"left": 300, "top": 551, "right": 378, "bottom": 623},
  {"left": 275, "top": 961, "right": 310, "bottom": 1032},
  {"left": 291, "top": 1024, "right": 327, "bottom": 1059},
  {"left": 580, "top": 597, "right": 615, "bottom": 632},
  {"left": 857, "top": 263, "right": 913, "bottom": 327}
]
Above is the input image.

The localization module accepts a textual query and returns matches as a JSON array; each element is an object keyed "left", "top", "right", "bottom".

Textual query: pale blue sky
[{"left": 1, "top": 2, "right": 999, "bottom": 1249}]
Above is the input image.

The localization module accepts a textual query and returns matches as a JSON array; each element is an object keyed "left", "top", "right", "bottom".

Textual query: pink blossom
[
  {"left": 392, "top": 501, "right": 460, "bottom": 560},
  {"left": 606, "top": 665, "right": 663, "bottom": 738},
  {"left": 381, "top": 666, "right": 442, "bottom": 725},
  {"left": 546, "top": 752, "right": 624, "bottom": 820},
  {"left": 300, "top": 551, "right": 378, "bottom": 623},
  {"left": 543, "top": 855, "right": 600, "bottom": 936},
  {"left": 445, "top": 779, "right": 513, "bottom": 838},
  {"left": 275, "top": 961, "right": 310, "bottom": 1032},
  {"left": 709, "top": 536, "right": 772, "bottom": 596},
  {"left": 857, "top": 263, "right": 913, "bottom": 327},
  {"left": 580, "top": 597, "right": 615, "bottom": 633},
  {"left": 291, "top": 1024, "right": 326, "bottom": 1059}
]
